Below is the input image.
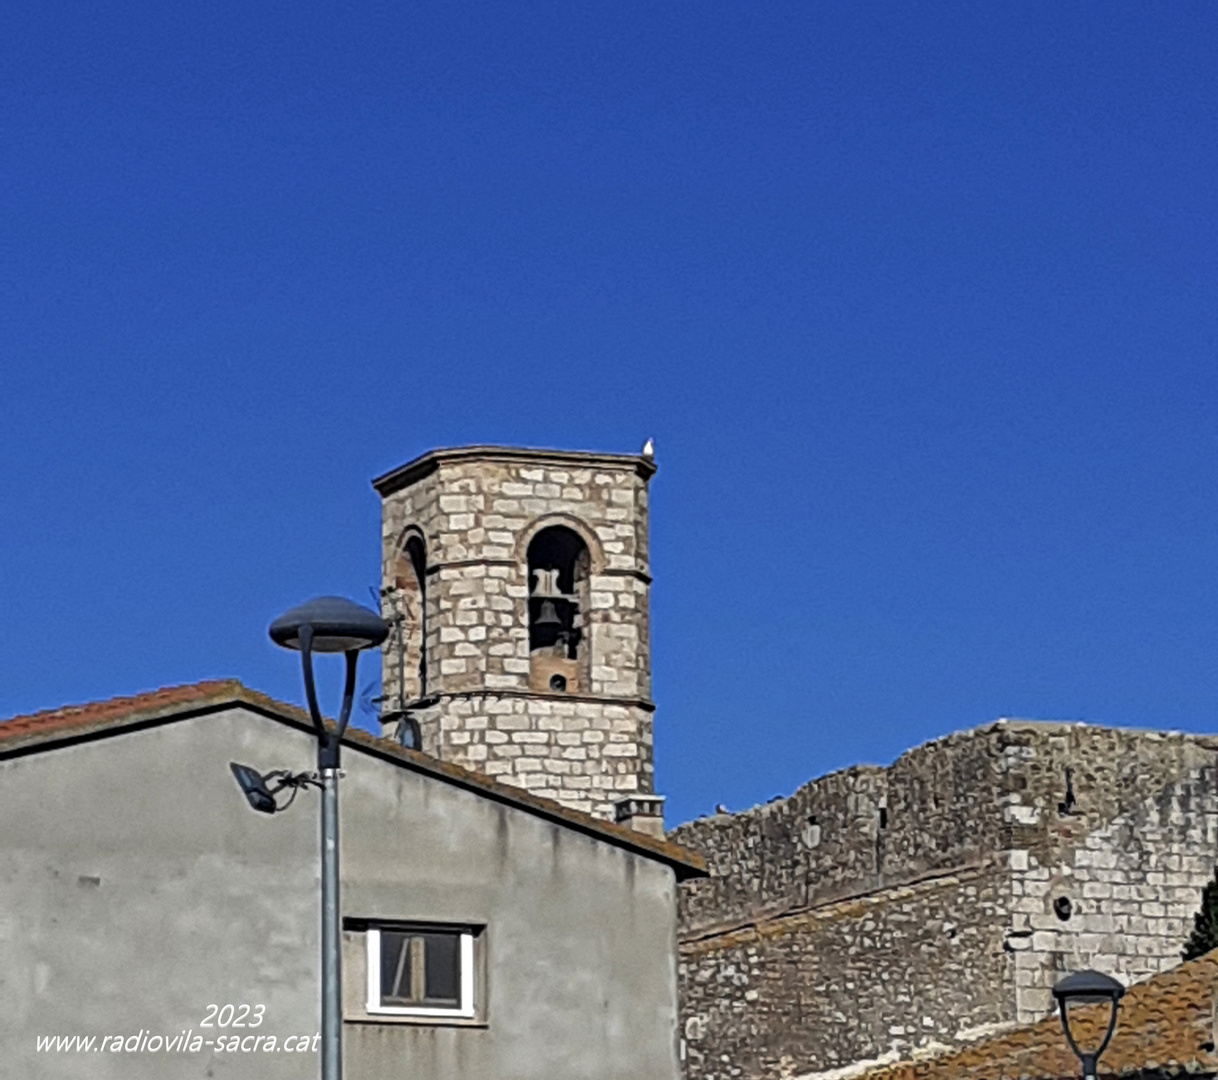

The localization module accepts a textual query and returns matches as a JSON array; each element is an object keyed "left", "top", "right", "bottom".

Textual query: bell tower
[{"left": 372, "top": 445, "right": 660, "bottom": 825}]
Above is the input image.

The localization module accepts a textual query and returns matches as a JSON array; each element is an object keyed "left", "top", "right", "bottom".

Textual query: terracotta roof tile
[
  {"left": 0, "top": 680, "right": 706, "bottom": 880},
  {"left": 0, "top": 680, "right": 246, "bottom": 744},
  {"left": 855, "top": 951, "right": 1218, "bottom": 1080}
]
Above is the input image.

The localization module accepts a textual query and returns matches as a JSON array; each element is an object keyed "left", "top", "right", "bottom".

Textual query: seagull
[
  {"left": 641, "top": 437, "right": 655, "bottom": 459},
  {"left": 715, "top": 803, "right": 729, "bottom": 814}
]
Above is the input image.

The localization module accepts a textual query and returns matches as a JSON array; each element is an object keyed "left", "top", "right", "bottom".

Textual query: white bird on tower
[{"left": 641, "top": 437, "right": 655, "bottom": 459}]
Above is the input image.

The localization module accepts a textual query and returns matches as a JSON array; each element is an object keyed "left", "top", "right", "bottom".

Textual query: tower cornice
[{"left": 372, "top": 444, "right": 657, "bottom": 496}]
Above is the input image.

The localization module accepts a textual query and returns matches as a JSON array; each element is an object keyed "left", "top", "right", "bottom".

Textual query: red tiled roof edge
[
  {"left": 0, "top": 679, "right": 247, "bottom": 745},
  {"left": 852, "top": 950, "right": 1218, "bottom": 1080},
  {"left": 0, "top": 680, "right": 707, "bottom": 880}
]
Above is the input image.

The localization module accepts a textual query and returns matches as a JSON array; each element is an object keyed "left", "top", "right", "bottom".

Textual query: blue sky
[{"left": 2, "top": 2, "right": 1215, "bottom": 825}]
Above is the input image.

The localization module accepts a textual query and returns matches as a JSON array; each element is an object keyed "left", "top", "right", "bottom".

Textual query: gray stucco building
[{"left": 0, "top": 679, "right": 704, "bottom": 1079}]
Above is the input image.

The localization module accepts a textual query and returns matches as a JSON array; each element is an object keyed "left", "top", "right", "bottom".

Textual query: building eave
[{"left": 0, "top": 680, "right": 705, "bottom": 880}]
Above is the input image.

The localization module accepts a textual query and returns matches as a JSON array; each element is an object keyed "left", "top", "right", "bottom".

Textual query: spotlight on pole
[
  {"left": 229, "top": 763, "right": 319, "bottom": 814},
  {"left": 229, "top": 763, "right": 279, "bottom": 814}
]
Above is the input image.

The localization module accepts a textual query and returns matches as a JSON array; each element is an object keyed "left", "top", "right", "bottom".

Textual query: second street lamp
[
  {"left": 269, "top": 596, "right": 388, "bottom": 1080},
  {"left": 1052, "top": 969, "right": 1125, "bottom": 1080}
]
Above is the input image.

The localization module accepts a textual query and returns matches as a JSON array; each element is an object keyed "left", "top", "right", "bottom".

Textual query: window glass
[
  {"left": 421, "top": 931, "right": 460, "bottom": 1003},
  {"left": 378, "top": 929, "right": 462, "bottom": 1007},
  {"left": 380, "top": 931, "right": 415, "bottom": 1005}
]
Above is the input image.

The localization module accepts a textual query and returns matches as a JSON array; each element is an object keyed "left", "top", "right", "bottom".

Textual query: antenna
[
  {"left": 366, "top": 583, "right": 408, "bottom": 710},
  {"left": 370, "top": 583, "right": 414, "bottom": 749},
  {"left": 353, "top": 584, "right": 407, "bottom": 722}
]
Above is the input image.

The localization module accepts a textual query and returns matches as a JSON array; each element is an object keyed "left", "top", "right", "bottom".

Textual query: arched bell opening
[
  {"left": 384, "top": 531, "right": 427, "bottom": 711},
  {"left": 527, "top": 525, "right": 590, "bottom": 693}
]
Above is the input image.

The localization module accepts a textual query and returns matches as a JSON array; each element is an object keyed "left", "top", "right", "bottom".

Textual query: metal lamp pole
[{"left": 270, "top": 596, "right": 388, "bottom": 1080}]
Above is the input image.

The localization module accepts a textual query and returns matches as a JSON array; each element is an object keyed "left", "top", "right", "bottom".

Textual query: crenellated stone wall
[
  {"left": 372, "top": 446, "right": 656, "bottom": 820},
  {"left": 672, "top": 721, "right": 1218, "bottom": 1079}
]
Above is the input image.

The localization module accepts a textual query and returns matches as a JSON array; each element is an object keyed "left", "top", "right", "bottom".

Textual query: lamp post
[
  {"left": 269, "top": 596, "right": 388, "bottom": 1080},
  {"left": 1052, "top": 969, "right": 1125, "bottom": 1080}
]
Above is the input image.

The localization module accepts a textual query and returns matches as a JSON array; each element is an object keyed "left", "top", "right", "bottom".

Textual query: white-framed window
[{"left": 365, "top": 925, "right": 476, "bottom": 1018}]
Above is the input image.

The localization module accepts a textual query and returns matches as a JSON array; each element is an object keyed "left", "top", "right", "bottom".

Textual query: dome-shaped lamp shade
[
  {"left": 1053, "top": 969, "right": 1125, "bottom": 1074},
  {"left": 1053, "top": 969, "right": 1125, "bottom": 1006},
  {"left": 269, "top": 596, "right": 389, "bottom": 654}
]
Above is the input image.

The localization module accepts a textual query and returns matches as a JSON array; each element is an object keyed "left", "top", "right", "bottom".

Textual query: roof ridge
[{"left": 0, "top": 679, "right": 246, "bottom": 737}]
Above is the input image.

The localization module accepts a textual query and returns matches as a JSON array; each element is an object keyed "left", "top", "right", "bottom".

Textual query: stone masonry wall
[
  {"left": 675, "top": 727, "right": 1013, "bottom": 937},
  {"left": 997, "top": 724, "right": 1218, "bottom": 1021},
  {"left": 679, "top": 865, "right": 1013, "bottom": 1079},
  {"left": 374, "top": 448, "right": 655, "bottom": 820},
  {"left": 408, "top": 694, "right": 654, "bottom": 817},
  {"left": 675, "top": 766, "right": 888, "bottom": 934},
  {"left": 673, "top": 721, "right": 1218, "bottom": 1079},
  {"left": 672, "top": 727, "right": 1018, "bottom": 1077}
]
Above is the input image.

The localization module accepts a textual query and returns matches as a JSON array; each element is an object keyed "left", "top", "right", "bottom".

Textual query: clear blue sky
[{"left": 2, "top": 2, "right": 1215, "bottom": 825}]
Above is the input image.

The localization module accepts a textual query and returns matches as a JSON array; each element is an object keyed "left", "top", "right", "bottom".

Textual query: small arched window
[
  {"left": 384, "top": 532, "right": 427, "bottom": 709},
  {"left": 527, "top": 525, "right": 590, "bottom": 693}
]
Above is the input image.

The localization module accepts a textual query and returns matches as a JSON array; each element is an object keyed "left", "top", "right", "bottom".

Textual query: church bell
[{"left": 535, "top": 600, "right": 562, "bottom": 628}]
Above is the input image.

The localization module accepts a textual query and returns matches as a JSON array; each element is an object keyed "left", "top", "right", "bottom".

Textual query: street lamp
[
  {"left": 1053, "top": 969, "right": 1125, "bottom": 1080},
  {"left": 269, "top": 595, "right": 388, "bottom": 1080}
]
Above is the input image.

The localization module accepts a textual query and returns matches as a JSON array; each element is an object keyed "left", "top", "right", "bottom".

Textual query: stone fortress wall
[
  {"left": 671, "top": 721, "right": 1218, "bottom": 1079},
  {"left": 372, "top": 446, "right": 657, "bottom": 820}
]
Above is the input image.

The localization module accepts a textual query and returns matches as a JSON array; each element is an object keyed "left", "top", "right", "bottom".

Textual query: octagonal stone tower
[{"left": 372, "top": 445, "right": 659, "bottom": 823}]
